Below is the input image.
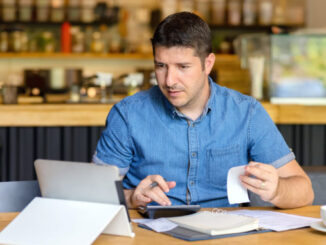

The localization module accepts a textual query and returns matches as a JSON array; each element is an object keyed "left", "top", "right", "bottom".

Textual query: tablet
[{"left": 35, "top": 159, "right": 123, "bottom": 205}]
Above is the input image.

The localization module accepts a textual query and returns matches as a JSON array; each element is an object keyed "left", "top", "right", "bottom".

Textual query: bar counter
[{"left": 1, "top": 102, "right": 326, "bottom": 126}]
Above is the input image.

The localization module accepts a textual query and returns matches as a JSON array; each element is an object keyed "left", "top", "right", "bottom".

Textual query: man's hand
[
  {"left": 240, "top": 161, "right": 279, "bottom": 202},
  {"left": 126, "top": 175, "right": 176, "bottom": 208}
]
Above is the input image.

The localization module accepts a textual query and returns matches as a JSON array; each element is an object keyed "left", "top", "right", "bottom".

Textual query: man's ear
[{"left": 204, "top": 53, "right": 216, "bottom": 75}]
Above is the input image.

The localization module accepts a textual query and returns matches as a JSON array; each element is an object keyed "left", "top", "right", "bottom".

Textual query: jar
[
  {"left": 91, "top": 32, "right": 104, "bottom": 53},
  {"left": 36, "top": 0, "right": 50, "bottom": 22},
  {"left": 42, "top": 32, "right": 56, "bottom": 53},
  {"left": 81, "top": 0, "right": 96, "bottom": 23},
  {"left": 259, "top": 0, "right": 273, "bottom": 25},
  {"left": 196, "top": 0, "right": 210, "bottom": 22},
  {"left": 18, "top": 0, "right": 34, "bottom": 22},
  {"left": 161, "top": 0, "right": 177, "bottom": 19},
  {"left": 243, "top": 0, "right": 257, "bottom": 25},
  {"left": 51, "top": 0, "right": 65, "bottom": 22},
  {"left": 2, "top": 0, "right": 16, "bottom": 22},
  {"left": 179, "top": 0, "right": 195, "bottom": 12},
  {"left": 11, "top": 30, "right": 23, "bottom": 53},
  {"left": 286, "top": 0, "right": 305, "bottom": 25},
  {"left": 0, "top": 32, "right": 9, "bottom": 52},
  {"left": 67, "top": 0, "right": 80, "bottom": 22},
  {"left": 227, "top": 0, "right": 241, "bottom": 26},
  {"left": 71, "top": 28, "right": 85, "bottom": 53},
  {"left": 211, "top": 0, "right": 226, "bottom": 25}
]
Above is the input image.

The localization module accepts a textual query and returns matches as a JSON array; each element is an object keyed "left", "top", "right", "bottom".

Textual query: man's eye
[
  {"left": 180, "top": 65, "right": 189, "bottom": 69},
  {"left": 155, "top": 64, "right": 165, "bottom": 69}
]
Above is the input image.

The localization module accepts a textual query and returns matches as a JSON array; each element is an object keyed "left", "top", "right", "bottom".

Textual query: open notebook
[{"left": 168, "top": 211, "right": 259, "bottom": 236}]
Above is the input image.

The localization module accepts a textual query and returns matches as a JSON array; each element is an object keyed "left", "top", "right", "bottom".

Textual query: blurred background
[{"left": 1, "top": 0, "right": 326, "bottom": 181}]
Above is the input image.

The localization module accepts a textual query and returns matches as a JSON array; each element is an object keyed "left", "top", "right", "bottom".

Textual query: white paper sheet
[
  {"left": 228, "top": 210, "right": 321, "bottom": 231},
  {"left": 227, "top": 165, "right": 250, "bottom": 204},
  {"left": 0, "top": 197, "right": 125, "bottom": 245},
  {"left": 132, "top": 218, "right": 177, "bottom": 232}
]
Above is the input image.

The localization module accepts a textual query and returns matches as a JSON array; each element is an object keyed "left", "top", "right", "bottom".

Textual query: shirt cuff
[
  {"left": 92, "top": 153, "right": 130, "bottom": 176},
  {"left": 271, "top": 152, "right": 296, "bottom": 169}
]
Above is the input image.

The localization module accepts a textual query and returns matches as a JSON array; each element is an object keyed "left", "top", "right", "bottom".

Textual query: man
[{"left": 93, "top": 12, "right": 314, "bottom": 208}]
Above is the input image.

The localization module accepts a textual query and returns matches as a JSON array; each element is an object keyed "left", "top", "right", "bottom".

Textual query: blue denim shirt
[{"left": 94, "top": 78, "right": 294, "bottom": 207}]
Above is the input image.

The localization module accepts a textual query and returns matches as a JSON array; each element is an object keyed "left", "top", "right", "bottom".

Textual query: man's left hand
[{"left": 240, "top": 161, "right": 279, "bottom": 202}]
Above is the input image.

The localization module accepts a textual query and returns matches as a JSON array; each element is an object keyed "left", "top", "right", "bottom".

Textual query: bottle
[
  {"left": 81, "top": 0, "right": 95, "bottom": 23},
  {"left": 51, "top": 0, "right": 65, "bottom": 22},
  {"left": 61, "top": 22, "right": 71, "bottom": 53},
  {"left": 0, "top": 31, "right": 9, "bottom": 52},
  {"left": 67, "top": 0, "right": 80, "bottom": 22},
  {"left": 243, "top": 0, "right": 257, "bottom": 26},
  {"left": 227, "top": 0, "right": 241, "bottom": 26},
  {"left": 18, "top": 0, "right": 34, "bottom": 22},
  {"left": 91, "top": 31, "right": 104, "bottom": 53},
  {"left": 211, "top": 0, "right": 226, "bottom": 25},
  {"left": 2, "top": 0, "right": 16, "bottom": 22},
  {"left": 259, "top": 0, "right": 273, "bottom": 25},
  {"left": 36, "top": 0, "right": 50, "bottom": 22}
]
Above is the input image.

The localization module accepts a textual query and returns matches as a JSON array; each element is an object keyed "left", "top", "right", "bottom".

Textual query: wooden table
[{"left": 0, "top": 206, "right": 324, "bottom": 244}]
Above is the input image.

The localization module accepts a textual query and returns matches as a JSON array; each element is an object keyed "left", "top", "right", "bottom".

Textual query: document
[
  {"left": 229, "top": 210, "right": 321, "bottom": 231},
  {"left": 227, "top": 165, "right": 250, "bottom": 204},
  {"left": 133, "top": 218, "right": 178, "bottom": 232}
]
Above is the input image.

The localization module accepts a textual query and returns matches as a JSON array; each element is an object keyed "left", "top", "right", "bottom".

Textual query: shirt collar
[{"left": 161, "top": 76, "right": 217, "bottom": 121}]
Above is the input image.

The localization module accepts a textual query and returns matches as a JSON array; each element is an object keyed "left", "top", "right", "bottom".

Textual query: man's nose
[{"left": 165, "top": 67, "right": 176, "bottom": 87}]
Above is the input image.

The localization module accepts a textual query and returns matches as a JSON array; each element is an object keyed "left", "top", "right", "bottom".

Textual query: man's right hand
[{"left": 125, "top": 175, "right": 176, "bottom": 208}]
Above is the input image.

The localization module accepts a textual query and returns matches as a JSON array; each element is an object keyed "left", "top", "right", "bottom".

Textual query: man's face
[{"left": 154, "top": 46, "right": 214, "bottom": 114}]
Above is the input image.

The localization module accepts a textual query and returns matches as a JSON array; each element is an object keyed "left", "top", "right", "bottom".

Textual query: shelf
[
  {"left": 0, "top": 52, "right": 238, "bottom": 60},
  {"left": 0, "top": 52, "right": 154, "bottom": 59},
  {"left": 210, "top": 24, "right": 304, "bottom": 31}
]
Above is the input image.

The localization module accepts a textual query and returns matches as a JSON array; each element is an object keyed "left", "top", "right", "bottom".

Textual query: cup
[
  {"left": 2, "top": 85, "right": 18, "bottom": 104},
  {"left": 321, "top": 205, "right": 326, "bottom": 226}
]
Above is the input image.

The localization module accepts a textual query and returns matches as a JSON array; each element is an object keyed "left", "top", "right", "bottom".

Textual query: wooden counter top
[{"left": 1, "top": 102, "right": 326, "bottom": 126}]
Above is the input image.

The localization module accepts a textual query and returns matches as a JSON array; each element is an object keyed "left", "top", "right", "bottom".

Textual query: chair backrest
[
  {"left": 0, "top": 180, "right": 41, "bottom": 212},
  {"left": 304, "top": 167, "right": 326, "bottom": 205}
]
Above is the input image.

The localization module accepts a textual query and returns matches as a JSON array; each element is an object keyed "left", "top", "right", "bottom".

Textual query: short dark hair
[{"left": 151, "top": 12, "right": 212, "bottom": 63}]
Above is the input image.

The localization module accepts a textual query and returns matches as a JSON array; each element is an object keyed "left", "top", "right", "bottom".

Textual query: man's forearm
[{"left": 271, "top": 175, "right": 314, "bottom": 208}]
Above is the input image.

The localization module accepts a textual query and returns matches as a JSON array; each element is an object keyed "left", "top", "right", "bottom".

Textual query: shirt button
[
  {"left": 190, "top": 181, "right": 195, "bottom": 186},
  {"left": 191, "top": 152, "right": 197, "bottom": 157}
]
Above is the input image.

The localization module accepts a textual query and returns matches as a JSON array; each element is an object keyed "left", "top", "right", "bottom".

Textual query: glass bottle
[
  {"left": 67, "top": 0, "right": 80, "bottom": 22},
  {"left": 81, "top": 0, "right": 96, "bottom": 23},
  {"left": 228, "top": 0, "right": 241, "bottom": 26},
  {"left": 18, "top": 0, "right": 34, "bottom": 22},
  {"left": 0, "top": 31, "right": 9, "bottom": 53},
  {"left": 36, "top": 0, "right": 50, "bottom": 22},
  {"left": 243, "top": 0, "right": 257, "bottom": 26},
  {"left": 2, "top": 0, "right": 16, "bottom": 22},
  {"left": 51, "top": 0, "right": 65, "bottom": 23},
  {"left": 91, "top": 31, "right": 104, "bottom": 53},
  {"left": 211, "top": 0, "right": 226, "bottom": 25},
  {"left": 259, "top": 0, "right": 273, "bottom": 25},
  {"left": 195, "top": 0, "right": 210, "bottom": 22}
]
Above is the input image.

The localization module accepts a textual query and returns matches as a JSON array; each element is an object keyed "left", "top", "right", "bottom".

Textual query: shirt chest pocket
[{"left": 206, "top": 145, "right": 241, "bottom": 188}]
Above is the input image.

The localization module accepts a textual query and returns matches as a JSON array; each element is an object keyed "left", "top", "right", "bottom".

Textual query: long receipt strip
[{"left": 227, "top": 165, "right": 249, "bottom": 204}]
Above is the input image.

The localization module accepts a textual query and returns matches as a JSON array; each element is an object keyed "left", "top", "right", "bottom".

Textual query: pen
[{"left": 150, "top": 178, "right": 167, "bottom": 188}]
